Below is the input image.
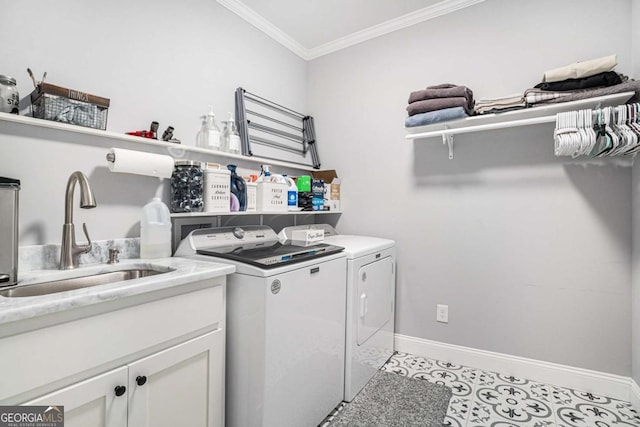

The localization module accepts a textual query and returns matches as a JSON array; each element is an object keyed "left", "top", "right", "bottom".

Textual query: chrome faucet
[{"left": 60, "top": 171, "right": 96, "bottom": 270}]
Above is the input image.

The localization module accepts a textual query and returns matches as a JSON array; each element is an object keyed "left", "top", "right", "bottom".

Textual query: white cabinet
[
  {"left": 25, "top": 331, "right": 223, "bottom": 427},
  {"left": 25, "top": 367, "right": 128, "bottom": 427},
  {"left": 2, "top": 278, "right": 226, "bottom": 427},
  {"left": 127, "top": 330, "right": 224, "bottom": 427}
]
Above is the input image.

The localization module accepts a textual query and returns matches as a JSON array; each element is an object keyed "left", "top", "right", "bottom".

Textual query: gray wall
[
  {"left": 308, "top": 0, "right": 633, "bottom": 375},
  {"left": 0, "top": 0, "right": 307, "bottom": 245},
  {"left": 632, "top": 0, "right": 640, "bottom": 386}
]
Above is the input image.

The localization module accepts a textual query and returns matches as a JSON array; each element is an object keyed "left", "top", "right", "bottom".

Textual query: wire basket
[{"left": 30, "top": 83, "right": 110, "bottom": 130}]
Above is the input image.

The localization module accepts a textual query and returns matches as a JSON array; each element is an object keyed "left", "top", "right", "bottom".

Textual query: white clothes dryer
[{"left": 280, "top": 224, "right": 396, "bottom": 402}]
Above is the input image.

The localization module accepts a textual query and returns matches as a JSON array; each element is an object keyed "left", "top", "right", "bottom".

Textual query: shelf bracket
[{"left": 442, "top": 127, "right": 454, "bottom": 160}]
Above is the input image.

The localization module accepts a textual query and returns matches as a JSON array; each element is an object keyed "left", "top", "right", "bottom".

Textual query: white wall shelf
[
  {"left": 405, "top": 92, "right": 635, "bottom": 159},
  {"left": 0, "top": 112, "right": 318, "bottom": 171}
]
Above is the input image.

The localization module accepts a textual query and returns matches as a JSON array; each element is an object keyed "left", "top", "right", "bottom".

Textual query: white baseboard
[
  {"left": 395, "top": 334, "right": 632, "bottom": 402},
  {"left": 631, "top": 379, "right": 640, "bottom": 412}
]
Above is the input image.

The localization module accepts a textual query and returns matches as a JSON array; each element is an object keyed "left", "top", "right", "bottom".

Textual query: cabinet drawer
[{"left": 0, "top": 280, "right": 223, "bottom": 402}]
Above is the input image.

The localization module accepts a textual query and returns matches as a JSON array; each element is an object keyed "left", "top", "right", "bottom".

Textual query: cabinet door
[
  {"left": 127, "top": 330, "right": 224, "bottom": 427},
  {"left": 24, "top": 366, "right": 128, "bottom": 427}
]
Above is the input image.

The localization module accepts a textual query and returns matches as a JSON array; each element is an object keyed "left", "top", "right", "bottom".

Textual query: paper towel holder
[{"left": 106, "top": 147, "right": 175, "bottom": 179}]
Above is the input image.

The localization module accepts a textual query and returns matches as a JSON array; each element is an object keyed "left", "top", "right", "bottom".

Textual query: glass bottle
[
  {"left": 196, "top": 107, "right": 221, "bottom": 151},
  {"left": 227, "top": 112, "right": 242, "bottom": 155},
  {"left": 170, "top": 161, "right": 204, "bottom": 213},
  {"left": 220, "top": 120, "right": 231, "bottom": 153},
  {"left": 0, "top": 75, "right": 19, "bottom": 114},
  {"left": 196, "top": 116, "right": 208, "bottom": 148}
]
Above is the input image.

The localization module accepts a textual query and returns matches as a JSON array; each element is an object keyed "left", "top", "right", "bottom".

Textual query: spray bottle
[{"left": 258, "top": 165, "right": 272, "bottom": 182}]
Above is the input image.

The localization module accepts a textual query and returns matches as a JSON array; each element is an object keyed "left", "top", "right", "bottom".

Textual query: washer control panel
[{"left": 189, "top": 225, "right": 278, "bottom": 250}]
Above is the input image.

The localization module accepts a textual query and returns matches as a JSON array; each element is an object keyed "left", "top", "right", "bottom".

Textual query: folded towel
[
  {"left": 475, "top": 106, "right": 527, "bottom": 115},
  {"left": 525, "top": 80, "right": 640, "bottom": 106},
  {"left": 476, "top": 103, "right": 526, "bottom": 114},
  {"left": 474, "top": 93, "right": 525, "bottom": 115},
  {"left": 427, "top": 84, "right": 457, "bottom": 89},
  {"left": 542, "top": 54, "right": 617, "bottom": 83},
  {"left": 405, "top": 107, "right": 468, "bottom": 127},
  {"left": 475, "top": 93, "right": 524, "bottom": 105},
  {"left": 476, "top": 103, "right": 526, "bottom": 115},
  {"left": 406, "top": 97, "right": 471, "bottom": 116},
  {"left": 534, "top": 71, "right": 623, "bottom": 91},
  {"left": 408, "top": 84, "right": 474, "bottom": 104}
]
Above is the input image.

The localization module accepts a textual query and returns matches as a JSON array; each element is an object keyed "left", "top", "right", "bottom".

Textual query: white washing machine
[
  {"left": 279, "top": 224, "right": 396, "bottom": 402},
  {"left": 175, "top": 226, "right": 347, "bottom": 427}
]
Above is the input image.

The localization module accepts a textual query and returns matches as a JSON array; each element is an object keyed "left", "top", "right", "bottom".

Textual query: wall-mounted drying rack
[
  {"left": 405, "top": 92, "right": 635, "bottom": 159},
  {"left": 235, "top": 87, "right": 321, "bottom": 169}
]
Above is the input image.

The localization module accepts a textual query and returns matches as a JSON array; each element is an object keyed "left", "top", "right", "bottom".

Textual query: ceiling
[{"left": 217, "top": 0, "right": 485, "bottom": 60}]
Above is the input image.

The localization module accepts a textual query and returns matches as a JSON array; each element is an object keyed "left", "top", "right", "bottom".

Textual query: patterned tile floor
[{"left": 375, "top": 351, "right": 640, "bottom": 427}]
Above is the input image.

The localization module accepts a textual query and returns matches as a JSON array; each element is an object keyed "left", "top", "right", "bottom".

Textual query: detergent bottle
[
  {"left": 227, "top": 164, "right": 246, "bottom": 211},
  {"left": 269, "top": 171, "right": 287, "bottom": 185},
  {"left": 283, "top": 174, "right": 298, "bottom": 211}
]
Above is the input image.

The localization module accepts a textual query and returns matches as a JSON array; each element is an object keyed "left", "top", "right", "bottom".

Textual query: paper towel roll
[{"left": 106, "top": 148, "right": 174, "bottom": 178}]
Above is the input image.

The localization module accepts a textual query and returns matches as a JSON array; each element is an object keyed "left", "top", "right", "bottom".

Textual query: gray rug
[{"left": 329, "top": 371, "right": 452, "bottom": 427}]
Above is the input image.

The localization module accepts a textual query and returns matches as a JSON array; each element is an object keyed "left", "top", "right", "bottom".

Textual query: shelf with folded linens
[
  {"left": 0, "top": 111, "right": 318, "bottom": 171},
  {"left": 405, "top": 92, "right": 635, "bottom": 159},
  {"left": 405, "top": 92, "right": 635, "bottom": 139}
]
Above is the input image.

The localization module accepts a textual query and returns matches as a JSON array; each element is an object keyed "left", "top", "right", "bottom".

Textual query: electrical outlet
[{"left": 437, "top": 304, "right": 449, "bottom": 323}]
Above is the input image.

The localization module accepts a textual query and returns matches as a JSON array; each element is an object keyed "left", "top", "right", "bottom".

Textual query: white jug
[{"left": 140, "top": 198, "right": 172, "bottom": 258}]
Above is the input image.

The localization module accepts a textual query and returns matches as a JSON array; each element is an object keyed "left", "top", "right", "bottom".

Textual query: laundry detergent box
[{"left": 311, "top": 170, "right": 341, "bottom": 211}]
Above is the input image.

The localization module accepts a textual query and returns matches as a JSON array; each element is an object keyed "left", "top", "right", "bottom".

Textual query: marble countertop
[{"left": 0, "top": 258, "right": 235, "bottom": 326}]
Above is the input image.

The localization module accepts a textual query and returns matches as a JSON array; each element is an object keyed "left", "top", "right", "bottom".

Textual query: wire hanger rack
[{"left": 235, "top": 87, "right": 321, "bottom": 169}]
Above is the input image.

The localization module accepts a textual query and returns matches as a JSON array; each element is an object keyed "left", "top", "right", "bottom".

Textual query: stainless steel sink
[{"left": 0, "top": 268, "right": 170, "bottom": 298}]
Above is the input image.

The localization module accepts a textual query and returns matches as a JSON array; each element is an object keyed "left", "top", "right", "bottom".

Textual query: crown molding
[
  {"left": 217, "top": 0, "right": 311, "bottom": 60},
  {"left": 306, "top": 0, "right": 485, "bottom": 59},
  {"left": 217, "top": 0, "right": 484, "bottom": 61}
]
